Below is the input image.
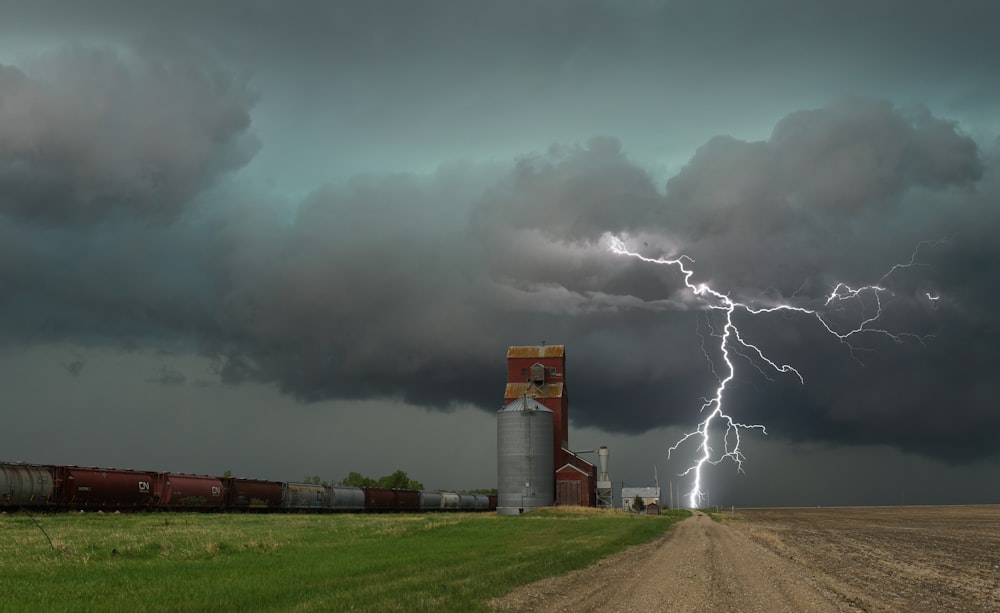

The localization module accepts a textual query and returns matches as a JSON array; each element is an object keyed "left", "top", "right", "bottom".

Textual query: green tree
[
  {"left": 377, "top": 469, "right": 424, "bottom": 491},
  {"left": 337, "top": 470, "right": 425, "bottom": 490},
  {"left": 632, "top": 495, "right": 646, "bottom": 513},
  {"left": 339, "top": 471, "right": 377, "bottom": 488}
]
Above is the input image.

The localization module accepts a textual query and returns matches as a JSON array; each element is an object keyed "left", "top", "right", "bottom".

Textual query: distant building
[{"left": 621, "top": 486, "right": 660, "bottom": 512}]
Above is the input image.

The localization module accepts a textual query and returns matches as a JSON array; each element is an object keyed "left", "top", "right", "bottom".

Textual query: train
[{"left": 0, "top": 462, "right": 497, "bottom": 513}]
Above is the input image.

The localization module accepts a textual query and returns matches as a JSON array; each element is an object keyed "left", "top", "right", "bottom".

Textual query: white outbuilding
[{"left": 621, "top": 486, "right": 660, "bottom": 512}]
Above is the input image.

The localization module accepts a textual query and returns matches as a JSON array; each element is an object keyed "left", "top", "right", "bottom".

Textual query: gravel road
[{"left": 491, "top": 506, "right": 1000, "bottom": 612}]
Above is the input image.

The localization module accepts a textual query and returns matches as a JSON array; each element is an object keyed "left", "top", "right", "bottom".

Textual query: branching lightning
[{"left": 607, "top": 234, "right": 936, "bottom": 508}]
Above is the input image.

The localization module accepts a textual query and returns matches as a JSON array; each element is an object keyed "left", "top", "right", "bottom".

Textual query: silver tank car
[
  {"left": 473, "top": 494, "right": 490, "bottom": 510},
  {"left": 458, "top": 493, "right": 477, "bottom": 510},
  {"left": 0, "top": 464, "right": 54, "bottom": 507},
  {"left": 419, "top": 491, "right": 443, "bottom": 510},
  {"left": 329, "top": 486, "right": 365, "bottom": 511},
  {"left": 440, "top": 492, "right": 460, "bottom": 510}
]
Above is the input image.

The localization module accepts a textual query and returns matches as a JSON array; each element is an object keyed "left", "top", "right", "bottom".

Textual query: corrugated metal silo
[{"left": 497, "top": 396, "right": 554, "bottom": 515}]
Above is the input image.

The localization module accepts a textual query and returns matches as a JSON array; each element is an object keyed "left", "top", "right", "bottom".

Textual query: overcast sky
[{"left": 2, "top": 0, "right": 998, "bottom": 507}]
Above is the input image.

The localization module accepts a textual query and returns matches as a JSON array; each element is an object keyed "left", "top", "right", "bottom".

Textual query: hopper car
[{"left": 0, "top": 462, "right": 496, "bottom": 513}]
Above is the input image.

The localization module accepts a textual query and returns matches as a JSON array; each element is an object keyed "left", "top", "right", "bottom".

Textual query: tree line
[
  {"left": 333, "top": 470, "right": 424, "bottom": 491},
  {"left": 300, "top": 469, "right": 496, "bottom": 495}
]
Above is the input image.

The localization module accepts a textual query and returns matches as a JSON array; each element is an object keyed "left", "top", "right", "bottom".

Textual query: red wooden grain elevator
[{"left": 504, "top": 345, "right": 596, "bottom": 506}]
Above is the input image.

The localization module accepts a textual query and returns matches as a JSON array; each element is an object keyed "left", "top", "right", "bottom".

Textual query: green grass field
[{"left": 0, "top": 508, "right": 688, "bottom": 612}]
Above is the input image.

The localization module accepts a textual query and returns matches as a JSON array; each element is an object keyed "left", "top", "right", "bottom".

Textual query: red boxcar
[
  {"left": 226, "top": 478, "right": 283, "bottom": 511},
  {"left": 55, "top": 466, "right": 156, "bottom": 510},
  {"left": 364, "top": 488, "right": 421, "bottom": 512},
  {"left": 154, "top": 473, "right": 226, "bottom": 511},
  {"left": 394, "top": 489, "right": 421, "bottom": 512},
  {"left": 364, "top": 487, "right": 396, "bottom": 512}
]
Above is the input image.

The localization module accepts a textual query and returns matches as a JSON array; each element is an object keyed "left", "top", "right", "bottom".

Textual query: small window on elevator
[{"left": 530, "top": 363, "right": 545, "bottom": 385}]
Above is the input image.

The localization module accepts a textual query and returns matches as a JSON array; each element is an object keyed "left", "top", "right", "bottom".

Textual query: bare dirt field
[{"left": 491, "top": 506, "right": 1000, "bottom": 612}]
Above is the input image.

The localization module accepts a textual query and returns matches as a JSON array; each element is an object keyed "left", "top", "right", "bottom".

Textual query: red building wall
[
  {"left": 556, "top": 464, "right": 596, "bottom": 507},
  {"left": 505, "top": 345, "right": 569, "bottom": 454}
]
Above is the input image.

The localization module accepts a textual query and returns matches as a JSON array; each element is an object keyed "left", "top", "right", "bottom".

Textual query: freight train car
[
  {"left": 57, "top": 466, "right": 156, "bottom": 510},
  {"left": 441, "top": 492, "right": 460, "bottom": 510},
  {"left": 227, "top": 478, "right": 284, "bottom": 511},
  {"left": 279, "top": 484, "right": 367, "bottom": 512},
  {"left": 0, "top": 463, "right": 53, "bottom": 507},
  {"left": 282, "top": 482, "right": 328, "bottom": 510},
  {"left": 420, "top": 491, "right": 443, "bottom": 510},
  {"left": 0, "top": 461, "right": 496, "bottom": 514},
  {"left": 154, "top": 473, "right": 227, "bottom": 511},
  {"left": 364, "top": 488, "right": 424, "bottom": 512},
  {"left": 329, "top": 486, "right": 365, "bottom": 511}
]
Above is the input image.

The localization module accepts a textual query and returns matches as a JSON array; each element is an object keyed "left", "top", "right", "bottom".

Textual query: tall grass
[{"left": 0, "top": 508, "right": 686, "bottom": 612}]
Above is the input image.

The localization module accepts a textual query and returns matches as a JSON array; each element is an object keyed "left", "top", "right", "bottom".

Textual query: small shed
[{"left": 621, "top": 486, "right": 660, "bottom": 513}]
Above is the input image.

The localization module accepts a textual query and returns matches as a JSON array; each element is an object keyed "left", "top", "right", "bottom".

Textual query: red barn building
[{"left": 504, "top": 345, "right": 597, "bottom": 507}]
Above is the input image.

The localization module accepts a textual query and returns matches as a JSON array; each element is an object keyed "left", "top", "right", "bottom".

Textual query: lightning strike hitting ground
[{"left": 606, "top": 234, "right": 936, "bottom": 508}]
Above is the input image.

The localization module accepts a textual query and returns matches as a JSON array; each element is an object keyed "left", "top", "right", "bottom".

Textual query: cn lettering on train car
[{"left": 58, "top": 466, "right": 156, "bottom": 510}]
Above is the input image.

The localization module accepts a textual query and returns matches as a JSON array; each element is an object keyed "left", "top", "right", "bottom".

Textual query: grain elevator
[{"left": 497, "top": 345, "right": 598, "bottom": 514}]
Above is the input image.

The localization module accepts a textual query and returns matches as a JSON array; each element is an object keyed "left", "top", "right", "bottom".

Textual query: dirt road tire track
[
  {"left": 492, "top": 506, "right": 1000, "bottom": 612},
  {"left": 491, "top": 511, "right": 852, "bottom": 612}
]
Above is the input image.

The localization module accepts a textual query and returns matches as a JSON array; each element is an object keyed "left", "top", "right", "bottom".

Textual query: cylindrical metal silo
[{"left": 497, "top": 396, "right": 554, "bottom": 515}]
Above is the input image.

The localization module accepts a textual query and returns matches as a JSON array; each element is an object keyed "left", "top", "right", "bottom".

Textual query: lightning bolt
[{"left": 606, "top": 234, "right": 936, "bottom": 508}]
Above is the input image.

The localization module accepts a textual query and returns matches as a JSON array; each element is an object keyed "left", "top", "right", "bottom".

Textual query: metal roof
[
  {"left": 499, "top": 396, "right": 553, "bottom": 413},
  {"left": 507, "top": 345, "right": 565, "bottom": 358},
  {"left": 504, "top": 382, "right": 564, "bottom": 399},
  {"left": 556, "top": 463, "right": 593, "bottom": 475},
  {"left": 622, "top": 487, "right": 660, "bottom": 499}
]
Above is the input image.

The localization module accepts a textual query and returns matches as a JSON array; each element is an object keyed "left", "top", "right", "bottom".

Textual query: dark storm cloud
[
  {"left": 2, "top": 76, "right": 997, "bottom": 466},
  {"left": 132, "top": 100, "right": 986, "bottom": 467},
  {"left": 205, "top": 101, "right": 999, "bottom": 465},
  {"left": 203, "top": 168, "right": 506, "bottom": 404},
  {"left": 6, "top": 0, "right": 997, "bottom": 183},
  {"left": 1, "top": 0, "right": 999, "bottom": 478},
  {"left": 192, "top": 142, "right": 709, "bottom": 420},
  {"left": 63, "top": 357, "right": 85, "bottom": 376},
  {"left": 0, "top": 47, "right": 256, "bottom": 223},
  {"left": 660, "top": 98, "right": 982, "bottom": 294},
  {"left": 147, "top": 365, "right": 186, "bottom": 386},
  {"left": 473, "top": 137, "right": 661, "bottom": 241}
]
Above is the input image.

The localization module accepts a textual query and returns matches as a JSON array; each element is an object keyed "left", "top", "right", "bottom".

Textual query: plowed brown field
[{"left": 492, "top": 506, "right": 1000, "bottom": 612}]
